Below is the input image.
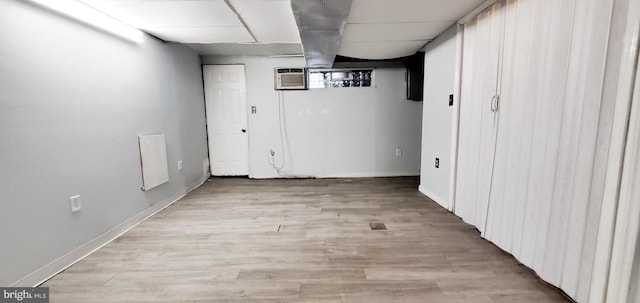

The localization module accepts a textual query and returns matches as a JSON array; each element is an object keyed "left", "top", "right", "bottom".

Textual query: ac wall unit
[{"left": 274, "top": 68, "right": 307, "bottom": 90}]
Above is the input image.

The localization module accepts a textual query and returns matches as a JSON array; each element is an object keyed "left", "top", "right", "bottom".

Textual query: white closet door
[
  {"left": 484, "top": 0, "right": 575, "bottom": 263},
  {"left": 455, "top": 3, "right": 503, "bottom": 232},
  {"left": 456, "top": 0, "right": 616, "bottom": 301},
  {"left": 479, "top": 0, "right": 615, "bottom": 301}
]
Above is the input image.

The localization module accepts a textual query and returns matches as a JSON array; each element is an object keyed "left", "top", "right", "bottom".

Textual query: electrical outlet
[
  {"left": 178, "top": 160, "right": 183, "bottom": 171},
  {"left": 395, "top": 148, "right": 402, "bottom": 157},
  {"left": 435, "top": 158, "right": 440, "bottom": 168},
  {"left": 69, "top": 195, "right": 81, "bottom": 213},
  {"left": 251, "top": 106, "right": 257, "bottom": 114}
]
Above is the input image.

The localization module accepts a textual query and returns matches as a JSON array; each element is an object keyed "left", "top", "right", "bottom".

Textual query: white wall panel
[
  {"left": 419, "top": 25, "right": 457, "bottom": 208},
  {"left": 138, "top": 133, "right": 169, "bottom": 191}
]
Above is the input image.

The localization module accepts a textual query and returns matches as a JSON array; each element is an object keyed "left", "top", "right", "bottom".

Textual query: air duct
[{"left": 291, "top": 0, "right": 353, "bottom": 68}]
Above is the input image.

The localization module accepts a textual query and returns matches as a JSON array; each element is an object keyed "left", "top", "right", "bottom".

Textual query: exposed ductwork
[{"left": 291, "top": 0, "right": 353, "bottom": 68}]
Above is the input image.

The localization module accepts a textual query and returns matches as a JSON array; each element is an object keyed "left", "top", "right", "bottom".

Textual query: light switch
[{"left": 69, "top": 195, "right": 81, "bottom": 212}]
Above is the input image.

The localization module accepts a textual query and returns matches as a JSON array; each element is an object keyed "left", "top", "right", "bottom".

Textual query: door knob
[{"left": 241, "top": 129, "right": 246, "bottom": 133}]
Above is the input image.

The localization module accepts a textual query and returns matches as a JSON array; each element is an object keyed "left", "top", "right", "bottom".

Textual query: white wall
[
  {"left": 201, "top": 56, "right": 423, "bottom": 178},
  {"left": 418, "top": 26, "right": 457, "bottom": 208},
  {"left": 0, "top": 0, "right": 209, "bottom": 286}
]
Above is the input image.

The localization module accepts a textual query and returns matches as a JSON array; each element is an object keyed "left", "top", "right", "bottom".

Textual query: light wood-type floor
[{"left": 43, "top": 177, "right": 570, "bottom": 303}]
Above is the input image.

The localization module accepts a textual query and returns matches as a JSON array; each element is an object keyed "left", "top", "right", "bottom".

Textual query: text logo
[{"left": 0, "top": 288, "right": 48, "bottom": 303}]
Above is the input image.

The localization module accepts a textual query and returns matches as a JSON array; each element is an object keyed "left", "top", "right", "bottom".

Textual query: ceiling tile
[
  {"left": 228, "top": 0, "right": 300, "bottom": 43},
  {"left": 338, "top": 41, "right": 429, "bottom": 59},
  {"left": 82, "top": 0, "right": 242, "bottom": 29},
  {"left": 347, "top": 0, "right": 487, "bottom": 23},
  {"left": 341, "top": 22, "right": 452, "bottom": 42},
  {"left": 147, "top": 27, "right": 254, "bottom": 44}
]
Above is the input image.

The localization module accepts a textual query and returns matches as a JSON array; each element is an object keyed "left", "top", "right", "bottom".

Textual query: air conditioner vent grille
[{"left": 275, "top": 68, "right": 307, "bottom": 90}]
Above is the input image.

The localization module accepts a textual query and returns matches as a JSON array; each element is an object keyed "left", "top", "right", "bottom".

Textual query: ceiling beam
[{"left": 224, "top": 0, "right": 258, "bottom": 43}]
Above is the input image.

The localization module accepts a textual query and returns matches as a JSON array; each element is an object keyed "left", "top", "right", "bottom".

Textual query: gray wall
[
  {"left": 419, "top": 25, "right": 457, "bottom": 208},
  {"left": 201, "top": 56, "right": 423, "bottom": 178},
  {"left": 0, "top": 0, "right": 208, "bottom": 286}
]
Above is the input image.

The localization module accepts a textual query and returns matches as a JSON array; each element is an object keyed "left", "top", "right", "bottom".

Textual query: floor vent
[{"left": 369, "top": 223, "right": 387, "bottom": 230}]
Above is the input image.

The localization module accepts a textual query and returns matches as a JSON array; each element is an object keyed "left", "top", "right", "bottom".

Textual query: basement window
[{"left": 307, "top": 69, "right": 374, "bottom": 88}]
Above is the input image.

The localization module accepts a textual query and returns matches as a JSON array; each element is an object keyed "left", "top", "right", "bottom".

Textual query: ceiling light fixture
[{"left": 27, "top": 0, "right": 144, "bottom": 43}]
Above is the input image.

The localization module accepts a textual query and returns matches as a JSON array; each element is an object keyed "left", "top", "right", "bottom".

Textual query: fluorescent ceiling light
[{"left": 28, "top": 0, "right": 144, "bottom": 43}]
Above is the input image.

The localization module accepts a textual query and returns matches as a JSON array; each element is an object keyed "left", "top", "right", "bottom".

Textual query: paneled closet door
[
  {"left": 478, "top": 0, "right": 614, "bottom": 301},
  {"left": 484, "top": 0, "right": 577, "bottom": 271},
  {"left": 455, "top": 0, "right": 615, "bottom": 301},
  {"left": 454, "top": 2, "right": 503, "bottom": 232}
]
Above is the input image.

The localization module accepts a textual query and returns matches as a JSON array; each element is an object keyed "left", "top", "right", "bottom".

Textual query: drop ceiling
[{"left": 81, "top": 0, "right": 487, "bottom": 60}]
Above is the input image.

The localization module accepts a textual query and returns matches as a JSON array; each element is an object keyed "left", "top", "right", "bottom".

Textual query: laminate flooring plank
[{"left": 42, "top": 177, "right": 569, "bottom": 302}]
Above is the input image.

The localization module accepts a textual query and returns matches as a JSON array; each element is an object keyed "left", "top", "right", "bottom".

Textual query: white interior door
[{"left": 203, "top": 65, "right": 249, "bottom": 176}]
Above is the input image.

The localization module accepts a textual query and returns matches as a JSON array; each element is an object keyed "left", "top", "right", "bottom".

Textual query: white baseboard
[
  {"left": 250, "top": 172, "right": 421, "bottom": 179},
  {"left": 315, "top": 172, "right": 421, "bottom": 178},
  {"left": 418, "top": 185, "right": 449, "bottom": 209},
  {"left": 11, "top": 175, "right": 209, "bottom": 287}
]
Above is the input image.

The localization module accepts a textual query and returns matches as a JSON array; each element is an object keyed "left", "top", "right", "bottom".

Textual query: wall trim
[
  {"left": 250, "top": 172, "right": 421, "bottom": 179},
  {"left": 10, "top": 174, "right": 209, "bottom": 287},
  {"left": 448, "top": 24, "right": 464, "bottom": 213},
  {"left": 418, "top": 185, "right": 448, "bottom": 209}
]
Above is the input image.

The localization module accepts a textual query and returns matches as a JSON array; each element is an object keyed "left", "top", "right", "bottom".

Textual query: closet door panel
[
  {"left": 517, "top": 0, "right": 574, "bottom": 270},
  {"left": 455, "top": 3, "right": 503, "bottom": 231},
  {"left": 558, "top": 0, "right": 614, "bottom": 298}
]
